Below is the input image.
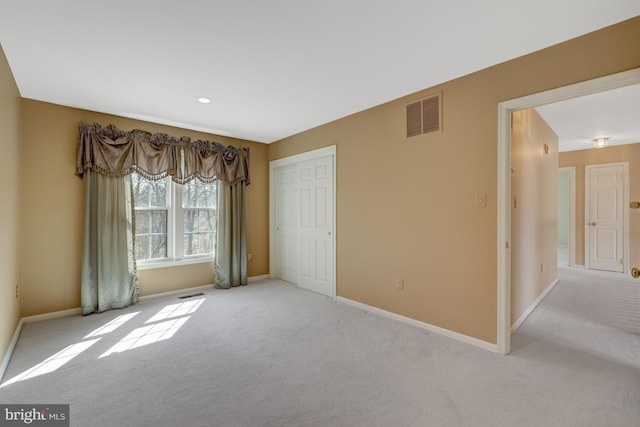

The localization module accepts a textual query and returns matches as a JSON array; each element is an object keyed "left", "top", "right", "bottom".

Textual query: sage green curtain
[
  {"left": 214, "top": 181, "right": 247, "bottom": 288},
  {"left": 81, "top": 170, "right": 139, "bottom": 315}
]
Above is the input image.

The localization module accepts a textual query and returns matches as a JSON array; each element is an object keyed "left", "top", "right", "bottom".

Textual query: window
[{"left": 132, "top": 174, "right": 216, "bottom": 267}]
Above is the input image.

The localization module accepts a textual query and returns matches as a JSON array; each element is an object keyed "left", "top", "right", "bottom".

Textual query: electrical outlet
[
  {"left": 540, "top": 263, "right": 544, "bottom": 273},
  {"left": 248, "top": 253, "right": 253, "bottom": 262},
  {"left": 16, "top": 284, "right": 19, "bottom": 299},
  {"left": 394, "top": 278, "right": 404, "bottom": 290}
]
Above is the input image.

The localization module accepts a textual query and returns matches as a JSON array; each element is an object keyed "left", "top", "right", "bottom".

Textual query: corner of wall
[{"left": 0, "top": 42, "right": 23, "bottom": 376}]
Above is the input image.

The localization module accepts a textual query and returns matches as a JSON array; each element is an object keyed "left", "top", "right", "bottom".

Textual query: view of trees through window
[
  {"left": 131, "top": 174, "right": 216, "bottom": 262},
  {"left": 182, "top": 179, "right": 216, "bottom": 257}
]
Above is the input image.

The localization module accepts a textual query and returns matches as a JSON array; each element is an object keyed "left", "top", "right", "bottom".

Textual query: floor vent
[
  {"left": 406, "top": 92, "right": 442, "bottom": 137},
  {"left": 178, "top": 292, "right": 205, "bottom": 299}
]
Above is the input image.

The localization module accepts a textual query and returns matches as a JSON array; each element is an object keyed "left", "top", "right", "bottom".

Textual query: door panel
[
  {"left": 297, "top": 155, "right": 334, "bottom": 297},
  {"left": 587, "top": 165, "right": 624, "bottom": 272},
  {"left": 275, "top": 165, "right": 299, "bottom": 283}
]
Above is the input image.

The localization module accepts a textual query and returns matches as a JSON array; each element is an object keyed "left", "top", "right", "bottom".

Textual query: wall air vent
[{"left": 406, "top": 92, "right": 442, "bottom": 138}]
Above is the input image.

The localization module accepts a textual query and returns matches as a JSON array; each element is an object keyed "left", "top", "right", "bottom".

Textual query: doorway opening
[
  {"left": 557, "top": 167, "right": 576, "bottom": 268},
  {"left": 497, "top": 68, "right": 640, "bottom": 355}
]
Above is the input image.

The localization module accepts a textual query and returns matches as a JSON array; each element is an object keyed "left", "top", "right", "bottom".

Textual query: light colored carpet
[{"left": 1, "top": 270, "right": 639, "bottom": 426}]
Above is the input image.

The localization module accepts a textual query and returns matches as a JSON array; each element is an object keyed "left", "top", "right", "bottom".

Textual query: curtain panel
[
  {"left": 214, "top": 181, "right": 248, "bottom": 289},
  {"left": 76, "top": 123, "right": 250, "bottom": 185},
  {"left": 81, "top": 171, "right": 139, "bottom": 315}
]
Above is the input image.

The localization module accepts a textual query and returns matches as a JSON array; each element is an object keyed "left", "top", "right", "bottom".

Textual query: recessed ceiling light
[
  {"left": 197, "top": 97, "right": 211, "bottom": 104},
  {"left": 593, "top": 137, "right": 610, "bottom": 148}
]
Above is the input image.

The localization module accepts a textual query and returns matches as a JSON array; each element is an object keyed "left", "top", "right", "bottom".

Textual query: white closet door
[{"left": 297, "top": 155, "right": 334, "bottom": 298}]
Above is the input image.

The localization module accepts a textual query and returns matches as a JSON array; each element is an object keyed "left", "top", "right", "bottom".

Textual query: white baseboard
[
  {"left": 0, "top": 318, "right": 23, "bottom": 384},
  {"left": 1, "top": 307, "right": 83, "bottom": 383},
  {"left": 336, "top": 297, "right": 499, "bottom": 353},
  {"left": 21, "top": 307, "right": 83, "bottom": 324},
  {"left": 139, "top": 275, "right": 270, "bottom": 301},
  {"left": 139, "top": 284, "right": 213, "bottom": 301},
  {"left": 560, "top": 265, "right": 638, "bottom": 283},
  {"left": 511, "top": 278, "right": 559, "bottom": 333}
]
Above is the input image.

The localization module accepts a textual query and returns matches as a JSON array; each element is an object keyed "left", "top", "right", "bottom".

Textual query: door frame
[
  {"left": 497, "top": 67, "right": 640, "bottom": 355},
  {"left": 584, "top": 162, "right": 629, "bottom": 272},
  {"left": 269, "top": 145, "right": 337, "bottom": 298},
  {"left": 558, "top": 166, "right": 576, "bottom": 268}
]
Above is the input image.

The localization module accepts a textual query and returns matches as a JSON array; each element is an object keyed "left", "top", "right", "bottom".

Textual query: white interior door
[
  {"left": 297, "top": 155, "right": 334, "bottom": 297},
  {"left": 270, "top": 146, "right": 336, "bottom": 298},
  {"left": 275, "top": 164, "right": 299, "bottom": 283},
  {"left": 586, "top": 164, "right": 627, "bottom": 272}
]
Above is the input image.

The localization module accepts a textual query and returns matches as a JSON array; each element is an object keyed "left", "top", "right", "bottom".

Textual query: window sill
[{"left": 137, "top": 256, "right": 215, "bottom": 271}]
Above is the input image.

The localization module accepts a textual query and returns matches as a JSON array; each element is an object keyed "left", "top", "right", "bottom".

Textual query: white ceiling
[
  {"left": 0, "top": 1, "right": 639, "bottom": 143},
  {"left": 536, "top": 84, "right": 640, "bottom": 152}
]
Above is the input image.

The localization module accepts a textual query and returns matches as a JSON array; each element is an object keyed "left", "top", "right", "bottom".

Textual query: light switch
[{"left": 475, "top": 193, "right": 487, "bottom": 208}]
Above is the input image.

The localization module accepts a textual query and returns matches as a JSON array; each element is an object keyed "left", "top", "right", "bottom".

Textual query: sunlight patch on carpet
[
  {"left": 1, "top": 339, "right": 101, "bottom": 387},
  {"left": 99, "top": 317, "right": 190, "bottom": 358},
  {"left": 84, "top": 312, "right": 140, "bottom": 338},
  {"left": 145, "top": 298, "right": 205, "bottom": 323}
]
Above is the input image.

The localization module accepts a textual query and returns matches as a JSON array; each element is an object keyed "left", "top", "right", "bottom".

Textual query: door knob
[{"left": 589, "top": 222, "right": 597, "bottom": 226}]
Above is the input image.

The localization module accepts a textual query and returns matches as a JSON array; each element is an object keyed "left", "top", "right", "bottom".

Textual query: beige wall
[
  {"left": 268, "top": 17, "right": 640, "bottom": 344},
  {"left": 559, "top": 143, "right": 640, "bottom": 272},
  {"left": 20, "top": 100, "right": 269, "bottom": 316},
  {"left": 0, "top": 44, "right": 21, "bottom": 364},
  {"left": 511, "top": 109, "right": 558, "bottom": 325}
]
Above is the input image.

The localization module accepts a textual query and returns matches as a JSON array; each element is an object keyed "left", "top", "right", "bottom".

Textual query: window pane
[
  {"left": 133, "top": 175, "right": 167, "bottom": 208},
  {"left": 135, "top": 211, "right": 150, "bottom": 234},
  {"left": 151, "top": 210, "right": 167, "bottom": 233},
  {"left": 135, "top": 235, "right": 150, "bottom": 260},
  {"left": 133, "top": 178, "right": 150, "bottom": 208},
  {"left": 183, "top": 232, "right": 214, "bottom": 257},
  {"left": 150, "top": 235, "right": 167, "bottom": 259},
  {"left": 184, "top": 209, "right": 197, "bottom": 234},
  {"left": 183, "top": 233, "right": 197, "bottom": 257},
  {"left": 197, "top": 185, "right": 216, "bottom": 208},
  {"left": 198, "top": 210, "right": 214, "bottom": 232},
  {"left": 149, "top": 180, "right": 167, "bottom": 207},
  {"left": 199, "top": 232, "right": 213, "bottom": 254},
  {"left": 182, "top": 182, "right": 197, "bottom": 208},
  {"left": 183, "top": 180, "right": 216, "bottom": 208}
]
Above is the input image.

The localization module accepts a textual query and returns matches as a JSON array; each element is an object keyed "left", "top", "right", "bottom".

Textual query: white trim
[
  {"left": 248, "top": 274, "right": 270, "bottom": 282},
  {"left": 511, "top": 278, "right": 559, "bottom": 333},
  {"left": 497, "top": 67, "right": 640, "bottom": 356},
  {"left": 559, "top": 265, "right": 638, "bottom": 283},
  {"left": 558, "top": 167, "right": 576, "bottom": 267},
  {"left": 269, "top": 145, "right": 337, "bottom": 299},
  {"left": 139, "top": 284, "right": 213, "bottom": 301},
  {"left": 1, "top": 308, "right": 82, "bottom": 383},
  {"left": 0, "top": 319, "right": 23, "bottom": 383},
  {"left": 21, "top": 308, "right": 82, "bottom": 323},
  {"left": 336, "top": 297, "right": 499, "bottom": 353},
  {"left": 497, "top": 102, "right": 512, "bottom": 355},
  {"left": 137, "top": 256, "right": 214, "bottom": 270},
  {"left": 584, "top": 162, "right": 629, "bottom": 273}
]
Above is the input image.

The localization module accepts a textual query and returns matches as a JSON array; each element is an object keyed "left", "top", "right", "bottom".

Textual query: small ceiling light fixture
[
  {"left": 197, "top": 97, "right": 211, "bottom": 104},
  {"left": 593, "top": 137, "right": 610, "bottom": 148}
]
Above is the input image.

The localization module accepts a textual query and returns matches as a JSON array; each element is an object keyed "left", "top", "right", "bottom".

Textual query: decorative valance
[{"left": 75, "top": 123, "right": 250, "bottom": 186}]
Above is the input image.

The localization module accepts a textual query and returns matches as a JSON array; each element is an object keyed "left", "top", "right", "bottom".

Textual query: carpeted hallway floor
[{"left": 1, "top": 269, "right": 639, "bottom": 426}]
